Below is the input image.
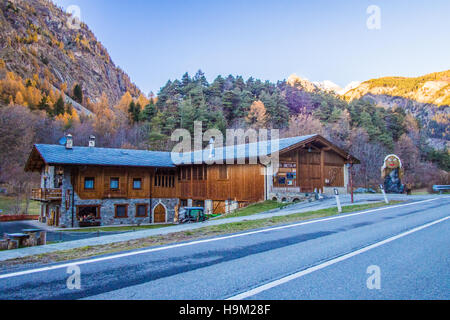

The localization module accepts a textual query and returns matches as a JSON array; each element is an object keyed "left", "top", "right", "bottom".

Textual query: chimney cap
[
  {"left": 65, "top": 134, "right": 73, "bottom": 149},
  {"left": 89, "top": 135, "right": 96, "bottom": 147}
]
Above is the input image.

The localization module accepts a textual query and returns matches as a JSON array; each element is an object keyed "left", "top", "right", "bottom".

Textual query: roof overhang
[
  {"left": 279, "top": 135, "right": 360, "bottom": 164},
  {"left": 24, "top": 145, "right": 47, "bottom": 172}
]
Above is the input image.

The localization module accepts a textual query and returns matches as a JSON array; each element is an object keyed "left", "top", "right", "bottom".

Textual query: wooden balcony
[{"left": 31, "top": 188, "right": 62, "bottom": 202}]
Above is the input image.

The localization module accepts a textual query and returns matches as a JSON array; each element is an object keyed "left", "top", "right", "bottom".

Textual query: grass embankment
[
  {"left": 0, "top": 195, "right": 40, "bottom": 216},
  {"left": 62, "top": 224, "right": 176, "bottom": 233},
  {"left": 1, "top": 201, "right": 402, "bottom": 266},
  {"left": 217, "top": 200, "right": 292, "bottom": 219}
]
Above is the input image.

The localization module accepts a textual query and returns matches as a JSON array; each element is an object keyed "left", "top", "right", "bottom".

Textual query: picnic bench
[
  {"left": 5, "top": 233, "right": 30, "bottom": 249},
  {"left": 432, "top": 185, "right": 450, "bottom": 194},
  {"left": 22, "top": 229, "right": 46, "bottom": 246}
]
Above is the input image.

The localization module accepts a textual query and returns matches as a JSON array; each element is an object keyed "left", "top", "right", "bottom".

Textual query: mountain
[
  {"left": 0, "top": 0, "right": 141, "bottom": 106},
  {"left": 286, "top": 74, "right": 318, "bottom": 92},
  {"left": 343, "top": 70, "right": 450, "bottom": 106},
  {"left": 342, "top": 71, "right": 450, "bottom": 146}
]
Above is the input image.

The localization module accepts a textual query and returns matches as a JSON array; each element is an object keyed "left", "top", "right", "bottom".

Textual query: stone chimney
[
  {"left": 65, "top": 134, "right": 73, "bottom": 149},
  {"left": 89, "top": 135, "right": 96, "bottom": 148}
]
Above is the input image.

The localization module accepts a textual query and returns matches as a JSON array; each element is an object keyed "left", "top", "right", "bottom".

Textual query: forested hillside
[
  {"left": 0, "top": 0, "right": 141, "bottom": 109},
  {"left": 344, "top": 71, "right": 450, "bottom": 144}
]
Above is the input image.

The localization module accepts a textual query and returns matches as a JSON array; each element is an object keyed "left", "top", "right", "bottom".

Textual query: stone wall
[{"left": 59, "top": 167, "right": 178, "bottom": 228}]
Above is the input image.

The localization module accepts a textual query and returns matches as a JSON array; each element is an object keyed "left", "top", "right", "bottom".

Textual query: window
[
  {"left": 136, "top": 204, "right": 148, "bottom": 217},
  {"left": 179, "top": 167, "right": 191, "bottom": 181},
  {"left": 115, "top": 204, "right": 128, "bottom": 218},
  {"left": 193, "top": 166, "right": 208, "bottom": 180},
  {"left": 219, "top": 165, "right": 228, "bottom": 180},
  {"left": 154, "top": 170, "right": 175, "bottom": 188},
  {"left": 133, "top": 178, "right": 142, "bottom": 190},
  {"left": 84, "top": 177, "right": 95, "bottom": 190},
  {"left": 193, "top": 200, "right": 205, "bottom": 207},
  {"left": 77, "top": 205, "right": 100, "bottom": 220},
  {"left": 110, "top": 178, "right": 119, "bottom": 190}
]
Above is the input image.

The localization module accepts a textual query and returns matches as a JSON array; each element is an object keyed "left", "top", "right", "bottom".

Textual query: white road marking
[
  {"left": 227, "top": 215, "right": 450, "bottom": 300},
  {"left": 0, "top": 197, "right": 445, "bottom": 280}
]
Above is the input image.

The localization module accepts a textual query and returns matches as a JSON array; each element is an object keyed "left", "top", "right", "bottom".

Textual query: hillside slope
[
  {"left": 342, "top": 71, "right": 450, "bottom": 145},
  {"left": 0, "top": 0, "right": 141, "bottom": 105},
  {"left": 344, "top": 70, "right": 450, "bottom": 106}
]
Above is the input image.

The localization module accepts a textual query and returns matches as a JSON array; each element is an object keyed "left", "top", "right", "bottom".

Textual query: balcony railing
[{"left": 31, "top": 188, "right": 62, "bottom": 201}]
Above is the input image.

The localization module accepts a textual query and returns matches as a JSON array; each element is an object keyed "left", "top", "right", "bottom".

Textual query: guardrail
[{"left": 432, "top": 185, "right": 450, "bottom": 194}]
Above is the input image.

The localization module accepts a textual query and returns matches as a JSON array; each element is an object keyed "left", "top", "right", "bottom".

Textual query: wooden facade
[
  {"left": 177, "top": 164, "right": 265, "bottom": 203},
  {"left": 276, "top": 139, "right": 347, "bottom": 193},
  {"left": 72, "top": 166, "right": 177, "bottom": 200}
]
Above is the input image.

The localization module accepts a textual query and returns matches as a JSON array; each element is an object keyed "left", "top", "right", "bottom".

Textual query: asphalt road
[{"left": 0, "top": 197, "right": 448, "bottom": 300}]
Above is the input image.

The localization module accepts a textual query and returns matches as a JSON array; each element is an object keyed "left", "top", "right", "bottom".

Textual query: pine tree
[
  {"left": 73, "top": 84, "right": 83, "bottom": 104},
  {"left": 128, "top": 101, "right": 136, "bottom": 122},
  {"left": 37, "top": 95, "right": 51, "bottom": 113},
  {"left": 53, "top": 96, "right": 65, "bottom": 116},
  {"left": 193, "top": 70, "right": 208, "bottom": 87},
  {"left": 142, "top": 100, "right": 157, "bottom": 122}
]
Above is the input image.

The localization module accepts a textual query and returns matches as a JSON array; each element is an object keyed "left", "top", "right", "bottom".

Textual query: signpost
[
  {"left": 380, "top": 184, "right": 389, "bottom": 204},
  {"left": 334, "top": 188, "right": 342, "bottom": 213},
  {"left": 346, "top": 162, "right": 354, "bottom": 204}
]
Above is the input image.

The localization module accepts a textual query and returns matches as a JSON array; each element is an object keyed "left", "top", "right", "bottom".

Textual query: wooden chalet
[{"left": 25, "top": 134, "right": 358, "bottom": 228}]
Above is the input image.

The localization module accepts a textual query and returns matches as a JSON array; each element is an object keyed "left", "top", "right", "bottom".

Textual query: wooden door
[
  {"left": 298, "top": 152, "right": 323, "bottom": 193},
  {"left": 213, "top": 201, "right": 226, "bottom": 215},
  {"left": 153, "top": 204, "right": 166, "bottom": 223},
  {"left": 54, "top": 206, "right": 60, "bottom": 227}
]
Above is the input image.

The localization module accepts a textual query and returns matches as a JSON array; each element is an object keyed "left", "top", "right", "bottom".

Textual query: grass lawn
[
  {"left": 3, "top": 201, "right": 403, "bottom": 266},
  {"left": 0, "top": 195, "right": 40, "bottom": 215},
  {"left": 62, "top": 224, "right": 176, "bottom": 233},
  {"left": 217, "top": 200, "right": 293, "bottom": 219}
]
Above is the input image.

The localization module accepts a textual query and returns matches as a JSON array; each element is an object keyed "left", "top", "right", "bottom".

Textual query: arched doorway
[{"left": 153, "top": 203, "right": 166, "bottom": 223}]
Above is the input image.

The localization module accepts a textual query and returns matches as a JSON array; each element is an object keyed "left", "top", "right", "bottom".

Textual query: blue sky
[{"left": 53, "top": 0, "right": 450, "bottom": 95}]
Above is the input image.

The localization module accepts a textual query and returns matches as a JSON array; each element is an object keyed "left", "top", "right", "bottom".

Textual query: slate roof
[
  {"left": 174, "top": 134, "right": 318, "bottom": 165},
  {"left": 30, "top": 134, "right": 355, "bottom": 169},
  {"left": 33, "top": 144, "right": 176, "bottom": 168}
]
